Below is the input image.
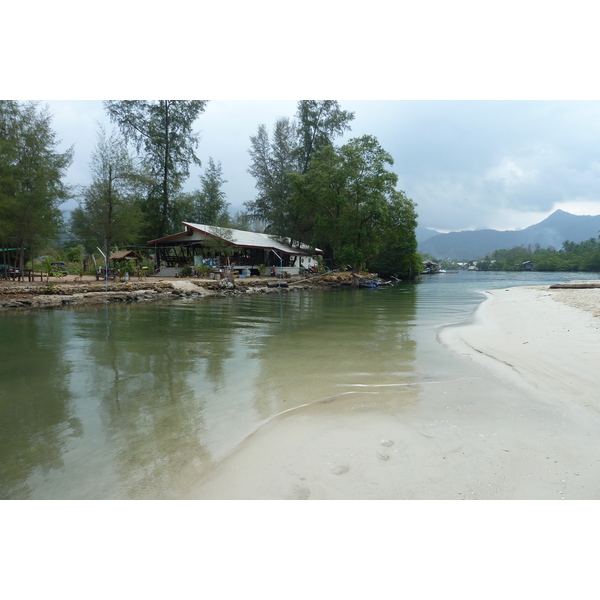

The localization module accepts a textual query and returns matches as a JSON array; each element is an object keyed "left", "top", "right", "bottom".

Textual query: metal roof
[{"left": 149, "top": 223, "right": 322, "bottom": 255}]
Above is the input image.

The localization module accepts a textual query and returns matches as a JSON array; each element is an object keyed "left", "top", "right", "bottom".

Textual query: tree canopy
[
  {"left": 104, "top": 100, "right": 208, "bottom": 240},
  {"left": 173, "top": 157, "right": 230, "bottom": 227},
  {"left": 295, "top": 100, "right": 355, "bottom": 174},
  {"left": 70, "top": 126, "right": 146, "bottom": 257},
  {"left": 246, "top": 101, "right": 355, "bottom": 235},
  {"left": 476, "top": 238, "right": 600, "bottom": 272},
  {"left": 290, "top": 135, "right": 419, "bottom": 274},
  {"left": 245, "top": 101, "right": 420, "bottom": 277},
  {"left": 0, "top": 100, "right": 72, "bottom": 272}
]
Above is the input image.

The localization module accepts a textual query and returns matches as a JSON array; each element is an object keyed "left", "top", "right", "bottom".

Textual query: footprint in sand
[
  {"left": 330, "top": 465, "right": 349, "bottom": 475},
  {"left": 381, "top": 439, "right": 394, "bottom": 447},
  {"left": 292, "top": 484, "right": 311, "bottom": 499},
  {"left": 376, "top": 453, "right": 390, "bottom": 461}
]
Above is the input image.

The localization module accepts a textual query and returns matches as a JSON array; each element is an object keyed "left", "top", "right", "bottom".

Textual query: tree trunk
[{"left": 161, "top": 100, "right": 170, "bottom": 235}]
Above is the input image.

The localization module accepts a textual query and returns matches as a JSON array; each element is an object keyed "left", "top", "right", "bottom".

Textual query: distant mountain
[
  {"left": 415, "top": 224, "right": 443, "bottom": 244},
  {"left": 418, "top": 210, "right": 600, "bottom": 260}
]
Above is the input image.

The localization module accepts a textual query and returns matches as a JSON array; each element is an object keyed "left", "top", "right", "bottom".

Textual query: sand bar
[{"left": 187, "top": 284, "right": 600, "bottom": 500}]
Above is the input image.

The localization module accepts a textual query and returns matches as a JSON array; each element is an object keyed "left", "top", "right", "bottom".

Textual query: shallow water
[{"left": 1, "top": 270, "right": 598, "bottom": 499}]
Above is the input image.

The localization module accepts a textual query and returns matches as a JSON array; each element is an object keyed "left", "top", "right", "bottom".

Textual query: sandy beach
[{"left": 187, "top": 283, "right": 600, "bottom": 499}]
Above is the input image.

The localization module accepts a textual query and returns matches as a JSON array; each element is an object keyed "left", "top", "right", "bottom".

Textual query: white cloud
[
  {"left": 485, "top": 158, "right": 537, "bottom": 187},
  {"left": 553, "top": 199, "right": 600, "bottom": 217}
]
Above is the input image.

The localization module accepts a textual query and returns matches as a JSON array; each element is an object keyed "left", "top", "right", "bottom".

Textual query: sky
[
  {"left": 43, "top": 99, "right": 600, "bottom": 234},
  {"left": 6, "top": 3, "right": 600, "bottom": 238}
]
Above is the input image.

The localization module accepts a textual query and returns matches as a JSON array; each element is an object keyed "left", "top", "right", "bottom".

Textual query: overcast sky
[
  {"left": 44, "top": 99, "right": 600, "bottom": 233},
  {"left": 8, "top": 3, "right": 600, "bottom": 234}
]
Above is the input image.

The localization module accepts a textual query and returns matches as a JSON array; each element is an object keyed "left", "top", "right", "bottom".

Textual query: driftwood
[{"left": 549, "top": 283, "right": 600, "bottom": 289}]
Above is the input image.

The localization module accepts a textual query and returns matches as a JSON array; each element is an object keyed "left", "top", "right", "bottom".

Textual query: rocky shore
[{"left": 0, "top": 271, "right": 371, "bottom": 311}]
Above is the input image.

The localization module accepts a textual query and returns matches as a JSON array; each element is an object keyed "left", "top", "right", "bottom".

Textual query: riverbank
[
  {"left": 0, "top": 272, "right": 359, "bottom": 311},
  {"left": 186, "top": 282, "right": 600, "bottom": 499}
]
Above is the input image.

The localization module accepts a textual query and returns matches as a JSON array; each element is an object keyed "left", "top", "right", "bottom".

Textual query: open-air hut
[
  {"left": 109, "top": 250, "right": 143, "bottom": 269},
  {"left": 148, "top": 223, "right": 323, "bottom": 277}
]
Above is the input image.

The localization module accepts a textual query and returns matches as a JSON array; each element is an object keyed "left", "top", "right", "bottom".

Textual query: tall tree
[
  {"left": 195, "top": 157, "right": 230, "bottom": 224},
  {"left": 295, "top": 100, "right": 355, "bottom": 174},
  {"left": 70, "top": 126, "right": 146, "bottom": 258},
  {"left": 172, "top": 157, "right": 230, "bottom": 227},
  {"left": 246, "top": 102, "right": 354, "bottom": 240},
  {"left": 290, "top": 135, "right": 418, "bottom": 274},
  {"left": 246, "top": 117, "right": 298, "bottom": 235},
  {"left": 104, "top": 100, "right": 208, "bottom": 239},
  {"left": 0, "top": 101, "right": 72, "bottom": 274}
]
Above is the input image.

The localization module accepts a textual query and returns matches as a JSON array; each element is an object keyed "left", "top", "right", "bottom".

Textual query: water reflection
[
  {"left": 1, "top": 284, "right": 420, "bottom": 499},
  {"left": 251, "top": 287, "right": 419, "bottom": 419},
  {"left": 0, "top": 311, "right": 81, "bottom": 499}
]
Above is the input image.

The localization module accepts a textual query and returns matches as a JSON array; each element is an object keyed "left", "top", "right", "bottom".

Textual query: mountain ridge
[{"left": 418, "top": 210, "right": 600, "bottom": 260}]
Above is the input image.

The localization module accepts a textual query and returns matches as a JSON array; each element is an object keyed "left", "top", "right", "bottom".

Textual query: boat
[{"left": 358, "top": 278, "right": 379, "bottom": 288}]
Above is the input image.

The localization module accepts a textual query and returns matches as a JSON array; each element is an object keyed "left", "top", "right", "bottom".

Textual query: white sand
[
  {"left": 442, "top": 285, "right": 600, "bottom": 404},
  {"left": 186, "top": 284, "right": 600, "bottom": 500}
]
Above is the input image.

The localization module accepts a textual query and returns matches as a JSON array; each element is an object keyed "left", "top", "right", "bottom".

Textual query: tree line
[
  {"left": 1, "top": 100, "right": 420, "bottom": 278},
  {"left": 475, "top": 238, "right": 600, "bottom": 271}
]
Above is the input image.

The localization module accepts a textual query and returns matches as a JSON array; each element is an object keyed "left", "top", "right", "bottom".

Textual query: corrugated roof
[{"left": 150, "top": 223, "right": 322, "bottom": 255}]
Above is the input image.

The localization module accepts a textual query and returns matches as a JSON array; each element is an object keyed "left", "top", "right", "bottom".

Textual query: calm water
[{"left": 1, "top": 271, "right": 598, "bottom": 499}]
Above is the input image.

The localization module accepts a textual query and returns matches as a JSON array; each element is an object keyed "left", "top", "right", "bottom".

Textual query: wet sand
[{"left": 186, "top": 284, "right": 600, "bottom": 499}]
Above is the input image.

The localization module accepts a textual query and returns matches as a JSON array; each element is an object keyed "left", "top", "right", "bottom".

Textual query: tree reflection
[
  {"left": 77, "top": 304, "right": 220, "bottom": 498},
  {"left": 0, "top": 286, "right": 419, "bottom": 499},
  {"left": 250, "top": 286, "right": 419, "bottom": 420},
  {"left": 0, "top": 312, "right": 80, "bottom": 499}
]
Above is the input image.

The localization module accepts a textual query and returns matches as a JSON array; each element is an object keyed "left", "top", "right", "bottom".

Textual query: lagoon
[{"left": 1, "top": 270, "right": 598, "bottom": 499}]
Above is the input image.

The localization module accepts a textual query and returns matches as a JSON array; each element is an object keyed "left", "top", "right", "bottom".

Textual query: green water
[{"left": 1, "top": 271, "right": 598, "bottom": 499}]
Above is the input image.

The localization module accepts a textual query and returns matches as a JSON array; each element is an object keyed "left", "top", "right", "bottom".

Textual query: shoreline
[
  {"left": 0, "top": 270, "right": 390, "bottom": 311},
  {"left": 439, "top": 284, "right": 600, "bottom": 404},
  {"left": 186, "top": 282, "right": 600, "bottom": 499},
  {"left": 0, "top": 274, "right": 335, "bottom": 311}
]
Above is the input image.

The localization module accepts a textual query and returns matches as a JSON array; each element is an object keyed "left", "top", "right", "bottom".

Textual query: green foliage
[
  {"left": 179, "top": 264, "right": 192, "bottom": 278},
  {"left": 368, "top": 190, "right": 420, "bottom": 278},
  {"left": 42, "top": 257, "right": 53, "bottom": 277},
  {"left": 195, "top": 263, "right": 211, "bottom": 277},
  {"left": 246, "top": 118, "right": 300, "bottom": 237},
  {"left": 244, "top": 101, "right": 419, "bottom": 275},
  {"left": 70, "top": 126, "right": 146, "bottom": 256},
  {"left": 294, "top": 100, "right": 355, "bottom": 174},
  {"left": 245, "top": 102, "right": 355, "bottom": 240},
  {"left": 174, "top": 157, "right": 230, "bottom": 227},
  {"left": 290, "top": 135, "right": 419, "bottom": 274},
  {"left": 0, "top": 101, "right": 73, "bottom": 272},
  {"left": 478, "top": 237, "right": 600, "bottom": 272},
  {"left": 104, "top": 100, "right": 208, "bottom": 239}
]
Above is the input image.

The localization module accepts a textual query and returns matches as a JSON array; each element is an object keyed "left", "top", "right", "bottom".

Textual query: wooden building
[{"left": 148, "top": 223, "right": 323, "bottom": 277}]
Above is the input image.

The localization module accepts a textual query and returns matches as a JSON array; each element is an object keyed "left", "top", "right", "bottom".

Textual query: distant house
[
  {"left": 421, "top": 260, "right": 440, "bottom": 274},
  {"left": 148, "top": 223, "right": 323, "bottom": 277},
  {"left": 522, "top": 261, "right": 534, "bottom": 271}
]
